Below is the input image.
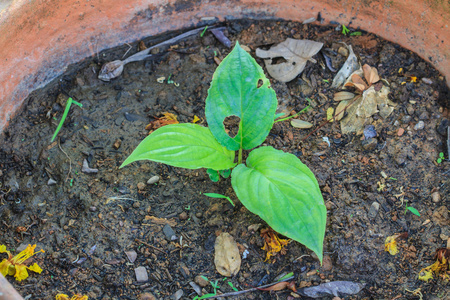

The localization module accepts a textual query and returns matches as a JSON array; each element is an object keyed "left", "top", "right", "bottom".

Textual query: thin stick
[
  {"left": 135, "top": 238, "right": 168, "bottom": 255},
  {"left": 300, "top": 95, "right": 361, "bottom": 143},
  {"left": 200, "top": 276, "right": 295, "bottom": 299},
  {"left": 58, "top": 141, "right": 72, "bottom": 182}
]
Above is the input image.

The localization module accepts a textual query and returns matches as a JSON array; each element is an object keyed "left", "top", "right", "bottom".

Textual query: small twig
[
  {"left": 58, "top": 141, "right": 72, "bottom": 182},
  {"left": 300, "top": 94, "right": 361, "bottom": 143},
  {"left": 199, "top": 275, "right": 295, "bottom": 299},
  {"left": 122, "top": 43, "right": 132, "bottom": 59},
  {"left": 135, "top": 238, "right": 168, "bottom": 255}
]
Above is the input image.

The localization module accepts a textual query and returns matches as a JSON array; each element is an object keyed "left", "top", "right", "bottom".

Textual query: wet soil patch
[{"left": 1, "top": 20, "right": 449, "bottom": 299}]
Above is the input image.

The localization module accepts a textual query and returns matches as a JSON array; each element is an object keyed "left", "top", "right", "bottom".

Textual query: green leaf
[
  {"left": 407, "top": 206, "right": 421, "bottom": 217},
  {"left": 207, "top": 169, "right": 220, "bottom": 182},
  {"left": 204, "top": 193, "right": 235, "bottom": 206},
  {"left": 120, "top": 123, "right": 236, "bottom": 170},
  {"left": 231, "top": 146, "right": 326, "bottom": 262},
  {"left": 219, "top": 169, "right": 231, "bottom": 178},
  {"left": 205, "top": 42, "right": 278, "bottom": 151}
]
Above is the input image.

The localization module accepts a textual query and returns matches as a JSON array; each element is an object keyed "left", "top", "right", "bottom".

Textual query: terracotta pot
[
  {"left": 0, "top": 0, "right": 448, "bottom": 295},
  {"left": 0, "top": 0, "right": 449, "bottom": 134}
]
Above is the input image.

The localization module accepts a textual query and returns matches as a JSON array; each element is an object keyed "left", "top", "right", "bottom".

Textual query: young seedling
[
  {"left": 204, "top": 193, "right": 235, "bottom": 207},
  {"left": 51, "top": 97, "right": 83, "bottom": 142},
  {"left": 341, "top": 24, "right": 350, "bottom": 35},
  {"left": 404, "top": 200, "right": 420, "bottom": 217},
  {"left": 436, "top": 152, "right": 445, "bottom": 164},
  {"left": 121, "top": 43, "right": 327, "bottom": 262}
]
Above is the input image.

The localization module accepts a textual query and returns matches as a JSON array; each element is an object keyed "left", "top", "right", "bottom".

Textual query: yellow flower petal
[
  {"left": 27, "top": 263, "right": 43, "bottom": 274},
  {"left": 0, "top": 259, "right": 11, "bottom": 276},
  {"left": 56, "top": 294, "right": 70, "bottom": 300},
  {"left": 384, "top": 235, "right": 399, "bottom": 255},
  {"left": 192, "top": 115, "right": 200, "bottom": 123},
  {"left": 418, "top": 268, "right": 433, "bottom": 282},
  {"left": 14, "top": 264, "right": 29, "bottom": 281},
  {"left": 0, "top": 245, "right": 7, "bottom": 253},
  {"left": 327, "top": 107, "right": 334, "bottom": 122}
]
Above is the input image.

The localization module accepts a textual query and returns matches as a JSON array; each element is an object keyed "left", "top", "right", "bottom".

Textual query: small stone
[
  {"left": 172, "top": 289, "right": 184, "bottom": 300},
  {"left": 189, "top": 281, "right": 202, "bottom": 295},
  {"left": 113, "top": 139, "right": 121, "bottom": 149},
  {"left": 436, "top": 119, "right": 449, "bottom": 136},
  {"left": 418, "top": 111, "right": 429, "bottom": 120},
  {"left": 368, "top": 202, "right": 380, "bottom": 220},
  {"left": 147, "top": 175, "right": 160, "bottom": 185},
  {"left": 431, "top": 192, "right": 441, "bottom": 203},
  {"left": 406, "top": 105, "right": 415, "bottom": 115},
  {"left": 338, "top": 46, "right": 349, "bottom": 57},
  {"left": 194, "top": 275, "right": 209, "bottom": 287},
  {"left": 362, "top": 138, "right": 377, "bottom": 151},
  {"left": 179, "top": 211, "right": 188, "bottom": 220},
  {"left": 137, "top": 182, "right": 146, "bottom": 191},
  {"left": 125, "top": 250, "right": 137, "bottom": 263},
  {"left": 133, "top": 202, "right": 140, "bottom": 208},
  {"left": 139, "top": 293, "right": 156, "bottom": 300},
  {"left": 163, "top": 224, "right": 177, "bottom": 240},
  {"left": 421, "top": 78, "right": 433, "bottom": 85},
  {"left": 321, "top": 254, "right": 333, "bottom": 271},
  {"left": 397, "top": 128, "right": 405, "bottom": 136},
  {"left": 135, "top": 266, "right": 148, "bottom": 282},
  {"left": 82, "top": 159, "right": 98, "bottom": 174},
  {"left": 47, "top": 178, "right": 57, "bottom": 185},
  {"left": 401, "top": 115, "right": 412, "bottom": 124},
  {"left": 89, "top": 206, "right": 97, "bottom": 212},
  {"left": 414, "top": 121, "right": 425, "bottom": 130}
]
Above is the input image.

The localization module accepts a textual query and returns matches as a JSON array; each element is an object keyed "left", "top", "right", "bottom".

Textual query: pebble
[
  {"left": 137, "top": 182, "right": 146, "bottom": 191},
  {"left": 135, "top": 266, "right": 148, "bottom": 282},
  {"left": 82, "top": 159, "right": 98, "bottom": 173},
  {"left": 414, "top": 121, "right": 425, "bottom": 130},
  {"left": 139, "top": 293, "right": 156, "bottom": 300},
  {"left": 401, "top": 115, "right": 412, "bottom": 124},
  {"left": 147, "top": 175, "right": 160, "bottom": 185},
  {"left": 362, "top": 138, "right": 377, "bottom": 151},
  {"left": 89, "top": 206, "right": 97, "bottom": 212},
  {"left": 431, "top": 191, "right": 441, "bottom": 203},
  {"left": 47, "top": 178, "right": 57, "bottom": 185},
  {"left": 321, "top": 255, "right": 333, "bottom": 271},
  {"left": 397, "top": 128, "right": 405, "bottom": 136},
  {"left": 172, "top": 289, "right": 184, "bottom": 300},
  {"left": 195, "top": 275, "right": 209, "bottom": 287},
  {"left": 189, "top": 282, "right": 202, "bottom": 295},
  {"left": 125, "top": 250, "right": 137, "bottom": 263},
  {"left": 163, "top": 224, "right": 177, "bottom": 240},
  {"left": 113, "top": 139, "right": 121, "bottom": 149},
  {"left": 406, "top": 105, "right": 415, "bottom": 115},
  {"left": 363, "top": 125, "right": 377, "bottom": 139},
  {"left": 418, "top": 111, "right": 429, "bottom": 120},
  {"left": 436, "top": 118, "right": 449, "bottom": 136},
  {"left": 368, "top": 202, "right": 380, "bottom": 220},
  {"left": 421, "top": 77, "right": 433, "bottom": 84},
  {"left": 179, "top": 211, "right": 188, "bottom": 220}
]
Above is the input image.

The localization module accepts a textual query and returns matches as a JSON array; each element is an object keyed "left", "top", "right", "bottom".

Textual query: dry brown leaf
[
  {"left": 351, "top": 74, "right": 369, "bottom": 91},
  {"left": 334, "top": 91, "right": 355, "bottom": 101},
  {"left": 145, "top": 112, "right": 179, "bottom": 131},
  {"left": 291, "top": 119, "right": 313, "bottom": 129},
  {"left": 214, "top": 232, "right": 241, "bottom": 276},
  {"left": 256, "top": 39, "right": 323, "bottom": 82},
  {"left": 335, "top": 100, "right": 350, "bottom": 121},
  {"left": 363, "top": 64, "right": 380, "bottom": 85}
]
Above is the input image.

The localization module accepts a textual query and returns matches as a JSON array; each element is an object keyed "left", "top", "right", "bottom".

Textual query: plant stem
[
  {"left": 274, "top": 98, "right": 311, "bottom": 123},
  {"left": 238, "top": 147, "right": 242, "bottom": 164}
]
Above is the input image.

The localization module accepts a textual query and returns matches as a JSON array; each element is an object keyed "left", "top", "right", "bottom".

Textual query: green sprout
[
  {"left": 200, "top": 26, "right": 209, "bottom": 37},
  {"left": 204, "top": 193, "right": 234, "bottom": 207},
  {"left": 51, "top": 97, "right": 83, "bottom": 142},
  {"left": 341, "top": 24, "right": 350, "bottom": 35},
  {"left": 350, "top": 31, "right": 362, "bottom": 36},
  {"left": 274, "top": 98, "right": 311, "bottom": 123},
  {"left": 404, "top": 201, "right": 420, "bottom": 217},
  {"left": 437, "top": 152, "right": 445, "bottom": 164}
]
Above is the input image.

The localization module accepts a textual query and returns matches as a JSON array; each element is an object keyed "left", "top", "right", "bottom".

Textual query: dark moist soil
[{"left": 1, "top": 20, "right": 449, "bottom": 300}]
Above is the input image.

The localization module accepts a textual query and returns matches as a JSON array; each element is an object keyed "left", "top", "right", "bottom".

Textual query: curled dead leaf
[{"left": 256, "top": 39, "right": 323, "bottom": 82}]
